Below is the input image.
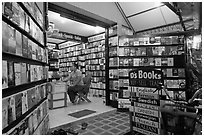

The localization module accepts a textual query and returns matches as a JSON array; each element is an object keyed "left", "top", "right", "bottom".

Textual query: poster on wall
[{"left": 129, "top": 68, "right": 163, "bottom": 135}]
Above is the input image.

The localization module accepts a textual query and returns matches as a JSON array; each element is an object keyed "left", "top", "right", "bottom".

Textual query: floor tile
[
  {"left": 94, "top": 122, "right": 104, "bottom": 127},
  {"left": 108, "top": 117, "right": 117, "bottom": 121},
  {"left": 101, "top": 132, "right": 113, "bottom": 135},
  {"left": 109, "top": 122, "right": 119, "bottom": 127},
  {"left": 101, "top": 125, "right": 112, "bottom": 130},
  {"left": 116, "top": 125, "right": 128, "bottom": 130},
  {"left": 94, "top": 118, "right": 104, "bottom": 121},
  {"left": 109, "top": 128, "right": 121, "bottom": 134},
  {"left": 86, "top": 125, "right": 97, "bottom": 130},
  {"left": 83, "top": 132, "right": 95, "bottom": 135},
  {"left": 92, "top": 128, "right": 104, "bottom": 134},
  {"left": 115, "top": 120, "right": 125, "bottom": 124},
  {"left": 101, "top": 120, "right": 111, "bottom": 124}
]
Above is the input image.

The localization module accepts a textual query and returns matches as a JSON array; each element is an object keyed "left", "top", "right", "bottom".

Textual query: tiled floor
[{"left": 49, "top": 97, "right": 130, "bottom": 135}]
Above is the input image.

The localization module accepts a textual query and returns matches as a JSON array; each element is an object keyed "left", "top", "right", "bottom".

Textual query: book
[
  {"left": 167, "top": 58, "right": 174, "bottom": 66},
  {"left": 32, "top": 109, "right": 38, "bottom": 130},
  {"left": 2, "top": 98, "right": 9, "bottom": 129},
  {"left": 8, "top": 60, "right": 15, "bottom": 87},
  {"left": 2, "top": 60, "right": 8, "bottom": 89},
  {"left": 15, "top": 93, "right": 22, "bottom": 119},
  {"left": 161, "top": 58, "right": 168, "bottom": 66},
  {"left": 113, "top": 69, "right": 119, "bottom": 78},
  {"left": 167, "top": 69, "right": 172, "bottom": 77},
  {"left": 27, "top": 88, "right": 36, "bottom": 110},
  {"left": 133, "top": 58, "right": 140, "bottom": 66},
  {"left": 2, "top": 21, "right": 9, "bottom": 52},
  {"left": 22, "top": 35, "right": 28, "bottom": 57},
  {"left": 140, "top": 47, "right": 146, "bottom": 56},
  {"left": 179, "top": 79, "right": 186, "bottom": 88},
  {"left": 128, "top": 58, "right": 133, "bottom": 66},
  {"left": 123, "top": 58, "right": 129, "bottom": 66},
  {"left": 155, "top": 58, "right": 161, "bottom": 66},
  {"left": 28, "top": 114, "right": 34, "bottom": 134},
  {"left": 24, "top": 14, "right": 30, "bottom": 33},
  {"left": 8, "top": 25, "right": 16, "bottom": 54},
  {"left": 124, "top": 48, "right": 130, "bottom": 56},
  {"left": 20, "top": 63, "right": 27, "bottom": 84},
  {"left": 14, "top": 62, "right": 21, "bottom": 86},
  {"left": 27, "top": 39, "right": 33, "bottom": 59},
  {"left": 12, "top": 2, "right": 20, "bottom": 25},
  {"left": 4, "top": 2, "right": 13, "bottom": 18},
  {"left": 119, "top": 37, "right": 129, "bottom": 46},
  {"left": 22, "top": 90, "right": 28, "bottom": 114},
  {"left": 19, "top": 7, "right": 25, "bottom": 29},
  {"left": 26, "top": 64, "right": 31, "bottom": 82},
  {"left": 129, "top": 48, "right": 135, "bottom": 56},
  {"left": 172, "top": 68, "right": 178, "bottom": 77},
  {"left": 178, "top": 69, "right": 185, "bottom": 77},
  {"left": 146, "top": 47, "right": 153, "bottom": 56},
  {"left": 162, "top": 69, "right": 167, "bottom": 77},
  {"left": 118, "top": 48, "right": 125, "bottom": 56},
  {"left": 133, "top": 38, "right": 139, "bottom": 46},
  {"left": 172, "top": 36, "right": 178, "bottom": 44},
  {"left": 149, "top": 58, "right": 155, "bottom": 66},
  {"left": 169, "top": 46, "right": 178, "bottom": 55},
  {"left": 15, "top": 30, "right": 22, "bottom": 56},
  {"left": 8, "top": 96, "right": 16, "bottom": 124},
  {"left": 142, "top": 57, "right": 150, "bottom": 66}
]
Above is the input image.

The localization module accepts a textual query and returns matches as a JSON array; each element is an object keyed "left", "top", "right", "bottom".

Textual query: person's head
[{"left": 71, "top": 63, "right": 78, "bottom": 72}]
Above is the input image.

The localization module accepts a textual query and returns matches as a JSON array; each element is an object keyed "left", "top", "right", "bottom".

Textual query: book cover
[
  {"left": 135, "top": 48, "right": 141, "bottom": 56},
  {"left": 26, "top": 64, "right": 31, "bottom": 82},
  {"left": 178, "top": 69, "right": 185, "bottom": 77},
  {"left": 8, "top": 25, "right": 16, "bottom": 54},
  {"left": 11, "top": 2, "right": 20, "bottom": 25},
  {"left": 166, "top": 69, "right": 172, "bottom": 77},
  {"left": 119, "top": 58, "right": 124, "bottom": 66},
  {"left": 24, "top": 14, "right": 30, "bottom": 33},
  {"left": 118, "top": 48, "right": 125, "bottom": 56},
  {"left": 15, "top": 30, "right": 22, "bottom": 56},
  {"left": 113, "top": 69, "right": 119, "bottom": 79},
  {"left": 162, "top": 69, "right": 167, "bottom": 77},
  {"left": 28, "top": 114, "right": 34, "bottom": 134},
  {"left": 30, "top": 65, "right": 34, "bottom": 82},
  {"left": 21, "top": 63, "right": 27, "bottom": 84},
  {"left": 35, "top": 86, "right": 41, "bottom": 103},
  {"left": 27, "top": 39, "right": 33, "bottom": 59},
  {"left": 129, "top": 48, "right": 135, "bottom": 56},
  {"left": 161, "top": 58, "right": 168, "bottom": 66},
  {"left": 119, "top": 69, "right": 124, "bottom": 77},
  {"left": 166, "top": 80, "right": 174, "bottom": 88},
  {"left": 124, "top": 47, "right": 130, "bottom": 56},
  {"left": 172, "top": 36, "right": 178, "bottom": 44},
  {"left": 27, "top": 88, "right": 36, "bottom": 110},
  {"left": 167, "top": 58, "right": 174, "bottom": 66},
  {"left": 36, "top": 107, "right": 41, "bottom": 124},
  {"left": 119, "top": 79, "right": 124, "bottom": 87},
  {"left": 32, "top": 109, "right": 38, "bottom": 130},
  {"left": 142, "top": 57, "right": 150, "bottom": 66},
  {"left": 8, "top": 96, "right": 16, "bottom": 124},
  {"left": 19, "top": 7, "right": 25, "bottom": 29},
  {"left": 2, "top": 60, "right": 8, "bottom": 89},
  {"left": 2, "top": 98, "right": 9, "bottom": 129},
  {"left": 4, "top": 2, "right": 13, "bottom": 18},
  {"left": 143, "top": 37, "right": 149, "bottom": 45},
  {"left": 163, "top": 46, "right": 171, "bottom": 55},
  {"left": 169, "top": 46, "right": 178, "bottom": 55},
  {"left": 149, "top": 58, "right": 155, "bottom": 66},
  {"left": 123, "top": 69, "right": 129, "bottom": 77},
  {"left": 113, "top": 57, "right": 119, "bottom": 66},
  {"left": 22, "top": 35, "right": 28, "bottom": 57},
  {"left": 112, "top": 92, "right": 118, "bottom": 100},
  {"left": 133, "top": 58, "right": 140, "bottom": 66},
  {"left": 165, "top": 37, "right": 172, "bottom": 45},
  {"left": 173, "top": 80, "right": 179, "bottom": 88},
  {"left": 140, "top": 47, "right": 146, "bottom": 56},
  {"left": 155, "top": 58, "right": 161, "bottom": 66},
  {"left": 179, "top": 79, "right": 186, "bottom": 89},
  {"left": 123, "top": 58, "right": 129, "bottom": 66},
  {"left": 109, "top": 81, "right": 113, "bottom": 90},
  {"left": 146, "top": 47, "right": 153, "bottom": 56},
  {"left": 172, "top": 68, "right": 179, "bottom": 77},
  {"left": 8, "top": 60, "right": 15, "bottom": 87},
  {"left": 128, "top": 58, "right": 133, "bottom": 66},
  {"left": 129, "top": 38, "right": 134, "bottom": 46},
  {"left": 15, "top": 93, "right": 22, "bottom": 119},
  {"left": 14, "top": 62, "right": 21, "bottom": 86},
  {"left": 22, "top": 90, "right": 28, "bottom": 114},
  {"left": 133, "top": 38, "right": 139, "bottom": 46},
  {"left": 2, "top": 21, "right": 9, "bottom": 52},
  {"left": 139, "top": 38, "right": 144, "bottom": 45}
]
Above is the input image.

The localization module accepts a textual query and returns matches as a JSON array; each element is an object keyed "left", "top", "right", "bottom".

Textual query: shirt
[{"left": 69, "top": 69, "right": 83, "bottom": 86}]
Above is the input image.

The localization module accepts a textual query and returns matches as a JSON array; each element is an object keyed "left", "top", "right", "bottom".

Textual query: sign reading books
[{"left": 129, "top": 68, "right": 163, "bottom": 135}]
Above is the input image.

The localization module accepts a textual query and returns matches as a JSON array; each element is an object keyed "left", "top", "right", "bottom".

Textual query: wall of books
[
  {"left": 118, "top": 34, "right": 187, "bottom": 134},
  {"left": 59, "top": 42, "right": 86, "bottom": 77},
  {"left": 86, "top": 33, "right": 106, "bottom": 100},
  {"left": 108, "top": 25, "right": 134, "bottom": 109},
  {"left": 2, "top": 2, "right": 49, "bottom": 135}
]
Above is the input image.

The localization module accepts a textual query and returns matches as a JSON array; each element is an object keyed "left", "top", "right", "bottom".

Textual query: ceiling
[{"left": 47, "top": 2, "right": 201, "bottom": 45}]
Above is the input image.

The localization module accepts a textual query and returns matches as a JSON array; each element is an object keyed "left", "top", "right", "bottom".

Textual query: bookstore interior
[{"left": 2, "top": 2, "right": 202, "bottom": 135}]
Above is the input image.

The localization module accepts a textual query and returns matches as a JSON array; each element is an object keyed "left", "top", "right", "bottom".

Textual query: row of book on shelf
[
  {"left": 90, "top": 82, "right": 106, "bottom": 89},
  {"left": 2, "top": 83, "right": 48, "bottom": 130},
  {"left": 3, "top": 2, "right": 44, "bottom": 45},
  {"left": 87, "top": 39, "right": 105, "bottom": 47},
  {"left": 88, "top": 88, "right": 105, "bottom": 98},
  {"left": 119, "top": 35, "right": 184, "bottom": 46},
  {"left": 48, "top": 49, "right": 59, "bottom": 59},
  {"left": 85, "top": 58, "right": 105, "bottom": 65},
  {"left": 109, "top": 45, "right": 184, "bottom": 57},
  {"left": 86, "top": 65, "right": 105, "bottom": 71},
  {"left": 49, "top": 62, "right": 59, "bottom": 69},
  {"left": 109, "top": 79, "right": 186, "bottom": 90},
  {"left": 2, "top": 60, "right": 48, "bottom": 89},
  {"left": 109, "top": 68, "right": 185, "bottom": 78},
  {"left": 110, "top": 57, "right": 184, "bottom": 67},
  {"left": 92, "top": 76, "right": 105, "bottom": 83},
  {"left": 60, "top": 44, "right": 85, "bottom": 53},
  {"left": 85, "top": 52, "right": 105, "bottom": 59},
  {"left": 3, "top": 100, "right": 49, "bottom": 135},
  {"left": 109, "top": 36, "right": 118, "bottom": 47},
  {"left": 2, "top": 22, "right": 47, "bottom": 63}
]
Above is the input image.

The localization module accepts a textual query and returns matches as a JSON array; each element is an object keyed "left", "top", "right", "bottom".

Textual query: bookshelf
[
  {"left": 86, "top": 33, "right": 106, "bottom": 99},
  {"left": 2, "top": 2, "right": 49, "bottom": 135}
]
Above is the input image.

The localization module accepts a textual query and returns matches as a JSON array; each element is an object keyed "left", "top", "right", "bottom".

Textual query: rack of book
[
  {"left": 59, "top": 42, "right": 86, "bottom": 78},
  {"left": 47, "top": 43, "right": 60, "bottom": 81},
  {"left": 108, "top": 25, "right": 133, "bottom": 109},
  {"left": 2, "top": 2, "right": 49, "bottom": 135},
  {"left": 120, "top": 34, "right": 187, "bottom": 134},
  {"left": 86, "top": 33, "right": 106, "bottom": 100}
]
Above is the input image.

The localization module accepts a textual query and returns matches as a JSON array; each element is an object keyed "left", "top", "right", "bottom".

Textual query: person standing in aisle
[{"left": 63, "top": 63, "right": 84, "bottom": 104}]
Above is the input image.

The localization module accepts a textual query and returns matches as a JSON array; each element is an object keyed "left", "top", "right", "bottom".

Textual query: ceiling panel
[
  {"left": 129, "top": 7, "right": 167, "bottom": 32},
  {"left": 48, "top": 10, "right": 105, "bottom": 37},
  {"left": 119, "top": 2, "right": 163, "bottom": 17},
  {"left": 47, "top": 37, "right": 65, "bottom": 44}
]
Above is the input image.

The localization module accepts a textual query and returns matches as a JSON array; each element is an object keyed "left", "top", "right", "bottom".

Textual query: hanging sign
[{"left": 129, "top": 68, "right": 163, "bottom": 135}]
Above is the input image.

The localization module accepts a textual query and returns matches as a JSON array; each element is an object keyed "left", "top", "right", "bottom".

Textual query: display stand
[{"left": 2, "top": 2, "right": 49, "bottom": 135}]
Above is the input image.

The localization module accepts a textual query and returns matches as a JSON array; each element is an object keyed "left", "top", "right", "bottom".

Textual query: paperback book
[
  {"left": 8, "top": 60, "right": 15, "bottom": 87},
  {"left": 2, "top": 21, "right": 9, "bottom": 52},
  {"left": 14, "top": 62, "right": 21, "bottom": 86},
  {"left": 2, "top": 60, "right": 8, "bottom": 89},
  {"left": 15, "top": 30, "right": 22, "bottom": 56},
  {"left": 8, "top": 25, "right": 16, "bottom": 54},
  {"left": 15, "top": 93, "right": 22, "bottom": 119}
]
